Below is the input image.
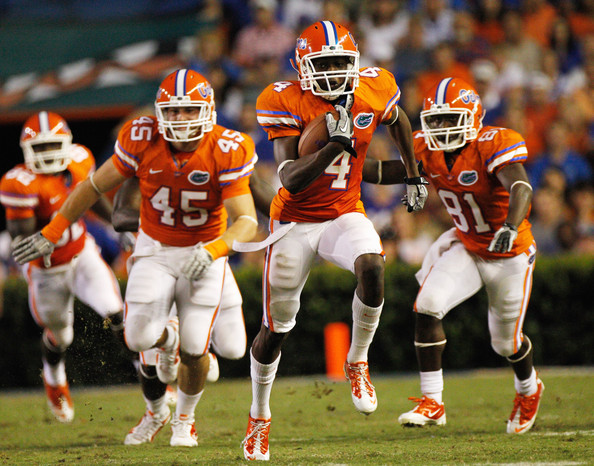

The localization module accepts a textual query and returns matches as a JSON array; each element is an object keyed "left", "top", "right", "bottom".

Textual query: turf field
[{"left": 0, "top": 367, "right": 592, "bottom": 464}]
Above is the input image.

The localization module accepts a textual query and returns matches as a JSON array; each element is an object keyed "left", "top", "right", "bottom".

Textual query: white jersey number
[
  {"left": 438, "top": 190, "right": 491, "bottom": 234},
  {"left": 150, "top": 187, "right": 208, "bottom": 228}
]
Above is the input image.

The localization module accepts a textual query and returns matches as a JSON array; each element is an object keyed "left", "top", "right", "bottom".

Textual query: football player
[
  {"left": 12, "top": 69, "right": 259, "bottom": 447},
  {"left": 112, "top": 170, "right": 275, "bottom": 445},
  {"left": 0, "top": 111, "right": 129, "bottom": 423},
  {"left": 241, "top": 20, "right": 428, "bottom": 460},
  {"left": 397, "top": 77, "right": 543, "bottom": 434}
]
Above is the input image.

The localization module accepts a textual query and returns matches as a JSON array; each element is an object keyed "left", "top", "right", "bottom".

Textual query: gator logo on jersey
[
  {"left": 354, "top": 112, "right": 374, "bottom": 129},
  {"left": 458, "top": 170, "right": 478, "bottom": 186},
  {"left": 188, "top": 170, "right": 210, "bottom": 185}
]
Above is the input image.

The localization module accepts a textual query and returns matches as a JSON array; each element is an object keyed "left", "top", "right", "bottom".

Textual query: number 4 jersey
[
  {"left": 112, "top": 116, "right": 257, "bottom": 247},
  {"left": 0, "top": 145, "right": 94, "bottom": 267},
  {"left": 413, "top": 126, "right": 535, "bottom": 259},
  {"left": 257, "top": 67, "right": 401, "bottom": 222}
]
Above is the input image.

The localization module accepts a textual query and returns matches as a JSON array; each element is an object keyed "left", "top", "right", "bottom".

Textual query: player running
[{"left": 397, "top": 77, "right": 543, "bottom": 434}]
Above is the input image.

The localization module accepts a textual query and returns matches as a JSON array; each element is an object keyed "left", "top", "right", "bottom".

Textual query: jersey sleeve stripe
[
  {"left": 486, "top": 146, "right": 528, "bottom": 172},
  {"left": 115, "top": 141, "right": 139, "bottom": 171},
  {"left": 218, "top": 156, "right": 257, "bottom": 184},
  {"left": 486, "top": 141, "right": 527, "bottom": 163},
  {"left": 257, "top": 110, "right": 302, "bottom": 129},
  {"left": 0, "top": 192, "right": 39, "bottom": 208},
  {"left": 382, "top": 88, "right": 401, "bottom": 120}
]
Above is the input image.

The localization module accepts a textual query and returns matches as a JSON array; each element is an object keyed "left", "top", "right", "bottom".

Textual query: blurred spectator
[
  {"left": 529, "top": 186, "right": 567, "bottom": 255},
  {"left": 232, "top": 0, "right": 294, "bottom": 73},
  {"left": 500, "top": 9, "right": 543, "bottom": 74},
  {"left": 549, "top": 15, "right": 583, "bottom": 74},
  {"left": 393, "top": 14, "right": 431, "bottom": 84},
  {"left": 418, "top": 0, "right": 455, "bottom": 48},
  {"left": 236, "top": 99, "right": 275, "bottom": 164},
  {"left": 497, "top": 102, "right": 544, "bottom": 158},
  {"left": 524, "top": 71, "right": 558, "bottom": 145},
  {"left": 526, "top": 119, "right": 593, "bottom": 189},
  {"left": 567, "top": 181, "right": 594, "bottom": 253},
  {"left": 521, "top": 0, "right": 558, "bottom": 47},
  {"left": 357, "top": 0, "right": 410, "bottom": 68},
  {"left": 281, "top": 0, "right": 322, "bottom": 32},
  {"left": 558, "top": 0, "right": 594, "bottom": 38},
  {"left": 472, "top": 0, "right": 506, "bottom": 45},
  {"left": 451, "top": 10, "right": 492, "bottom": 65},
  {"left": 322, "top": 0, "right": 355, "bottom": 29},
  {"left": 470, "top": 59, "right": 504, "bottom": 126},
  {"left": 416, "top": 41, "right": 474, "bottom": 97},
  {"left": 397, "top": 78, "right": 423, "bottom": 132},
  {"left": 389, "top": 208, "right": 436, "bottom": 265}
]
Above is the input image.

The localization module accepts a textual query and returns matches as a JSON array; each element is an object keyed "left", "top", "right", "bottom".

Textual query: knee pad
[
  {"left": 490, "top": 336, "right": 515, "bottom": 357},
  {"left": 211, "top": 337, "right": 246, "bottom": 360},
  {"left": 268, "top": 298, "right": 300, "bottom": 332}
]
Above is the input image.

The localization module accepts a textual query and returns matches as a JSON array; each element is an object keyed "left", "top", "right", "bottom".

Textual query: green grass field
[{"left": 0, "top": 367, "right": 592, "bottom": 465}]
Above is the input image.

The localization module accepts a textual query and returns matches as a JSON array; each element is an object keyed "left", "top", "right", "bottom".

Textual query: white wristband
[
  {"left": 237, "top": 215, "right": 258, "bottom": 225},
  {"left": 510, "top": 180, "right": 532, "bottom": 191},
  {"left": 376, "top": 160, "right": 383, "bottom": 185},
  {"left": 89, "top": 172, "right": 101, "bottom": 194},
  {"left": 277, "top": 159, "right": 294, "bottom": 175}
]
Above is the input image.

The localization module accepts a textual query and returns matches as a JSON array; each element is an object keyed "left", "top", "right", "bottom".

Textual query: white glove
[
  {"left": 12, "top": 232, "right": 55, "bottom": 268},
  {"left": 401, "top": 176, "right": 430, "bottom": 212},
  {"left": 326, "top": 104, "right": 356, "bottom": 157},
  {"left": 181, "top": 244, "right": 214, "bottom": 281},
  {"left": 488, "top": 223, "right": 518, "bottom": 253}
]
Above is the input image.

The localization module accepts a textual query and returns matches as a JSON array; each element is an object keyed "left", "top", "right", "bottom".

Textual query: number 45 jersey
[
  {"left": 413, "top": 126, "right": 535, "bottom": 259},
  {"left": 112, "top": 116, "right": 256, "bottom": 247}
]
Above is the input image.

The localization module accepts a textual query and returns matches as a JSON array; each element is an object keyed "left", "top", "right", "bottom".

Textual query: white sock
[
  {"left": 347, "top": 292, "right": 383, "bottom": 363},
  {"left": 175, "top": 389, "right": 202, "bottom": 420},
  {"left": 420, "top": 369, "right": 444, "bottom": 404},
  {"left": 145, "top": 394, "right": 168, "bottom": 417},
  {"left": 250, "top": 349, "right": 280, "bottom": 420},
  {"left": 43, "top": 360, "right": 67, "bottom": 387},
  {"left": 514, "top": 368, "right": 538, "bottom": 395}
]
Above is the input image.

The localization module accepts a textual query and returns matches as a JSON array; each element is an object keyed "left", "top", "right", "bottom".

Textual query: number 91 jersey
[
  {"left": 112, "top": 116, "right": 256, "bottom": 247},
  {"left": 413, "top": 126, "right": 534, "bottom": 259}
]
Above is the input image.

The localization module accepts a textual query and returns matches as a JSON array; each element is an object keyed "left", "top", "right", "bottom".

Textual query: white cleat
[
  {"left": 43, "top": 377, "right": 74, "bottom": 423},
  {"left": 398, "top": 396, "right": 446, "bottom": 427},
  {"left": 206, "top": 352, "right": 219, "bottom": 383},
  {"left": 124, "top": 409, "right": 171, "bottom": 445},
  {"left": 507, "top": 378, "right": 544, "bottom": 434},
  {"left": 242, "top": 415, "right": 271, "bottom": 461},
  {"left": 170, "top": 414, "right": 198, "bottom": 447},
  {"left": 344, "top": 361, "right": 378, "bottom": 415}
]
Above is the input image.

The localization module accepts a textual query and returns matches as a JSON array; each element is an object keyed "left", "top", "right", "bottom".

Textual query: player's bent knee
[
  {"left": 269, "top": 299, "right": 300, "bottom": 332},
  {"left": 124, "top": 315, "right": 164, "bottom": 352},
  {"left": 490, "top": 337, "right": 514, "bottom": 357},
  {"left": 212, "top": 340, "right": 246, "bottom": 360},
  {"left": 414, "top": 295, "right": 448, "bottom": 320},
  {"left": 47, "top": 327, "right": 74, "bottom": 350}
]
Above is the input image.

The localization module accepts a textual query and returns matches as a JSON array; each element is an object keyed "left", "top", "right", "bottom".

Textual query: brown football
[{"left": 297, "top": 110, "right": 338, "bottom": 157}]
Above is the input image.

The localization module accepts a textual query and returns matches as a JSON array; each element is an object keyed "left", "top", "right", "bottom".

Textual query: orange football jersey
[
  {"left": 256, "top": 67, "right": 401, "bottom": 222},
  {"left": 414, "top": 126, "right": 535, "bottom": 259},
  {"left": 0, "top": 144, "right": 94, "bottom": 267},
  {"left": 112, "top": 116, "right": 256, "bottom": 247}
]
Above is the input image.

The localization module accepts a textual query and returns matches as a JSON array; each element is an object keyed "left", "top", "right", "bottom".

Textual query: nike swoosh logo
[
  {"left": 338, "top": 121, "right": 349, "bottom": 133},
  {"left": 149, "top": 169, "right": 163, "bottom": 174},
  {"left": 426, "top": 408, "right": 442, "bottom": 417},
  {"left": 49, "top": 195, "right": 61, "bottom": 204},
  {"left": 430, "top": 173, "right": 440, "bottom": 178}
]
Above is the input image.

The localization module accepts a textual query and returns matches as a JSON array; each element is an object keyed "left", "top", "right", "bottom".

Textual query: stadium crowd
[{"left": 1, "top": 0, "right": 592, "bottom": 270}]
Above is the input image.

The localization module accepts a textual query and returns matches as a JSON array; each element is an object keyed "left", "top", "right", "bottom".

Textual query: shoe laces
[
  {"left": 242, "top": 419, "right": 270, "bottom": 451},
  {"left": 513, "top": 391, "right": 539, "bottom": 422},
  {"left": 347, "top": 363, "right": 374, "bottom": 398},
  {"left": 408, "top": 396, "right": 440, "bottom": 414}
]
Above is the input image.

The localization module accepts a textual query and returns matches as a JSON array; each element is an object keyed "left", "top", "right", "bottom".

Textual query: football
[{"left": 297, "top": 110, "right": 338, "bottom": 157}]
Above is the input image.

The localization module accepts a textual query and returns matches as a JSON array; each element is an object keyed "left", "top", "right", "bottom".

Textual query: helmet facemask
[
  {"left": 298, "top": 47, "right": 359, "bottom": 100},
  {"left": 155, "top": 96, "right": 216, "bottom": 143},
  {"left": 21, "top": 128, "right": 72, "bottom": 174},
  {"left": 420, "top": 105, "right": 479, "bottom": 152}
]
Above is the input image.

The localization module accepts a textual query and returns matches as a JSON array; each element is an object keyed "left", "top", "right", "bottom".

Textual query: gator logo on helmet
[
  {"left": 458, "top": 170, "right": 478, "bottom": 186},
  {"left": 297, "top": 38, "right": 308, "bottom": 50},
  {"left": 188, "top": 170, "right": 210, "bottom": 185},
  {"left": 354, "top": 112, "right": 374, "bottom": 129}
]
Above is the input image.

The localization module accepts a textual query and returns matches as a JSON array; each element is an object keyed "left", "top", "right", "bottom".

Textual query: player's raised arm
[{"left": 12, "top": 159, "right": 127, "bottom": 265}]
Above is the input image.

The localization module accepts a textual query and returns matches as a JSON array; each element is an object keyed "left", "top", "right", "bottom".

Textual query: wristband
[
  {"left": 41, "top": 212, "right": 71, "bottom": 244},
  {"left": 204, "top": 238, "right": 229, "bottom": 260}
]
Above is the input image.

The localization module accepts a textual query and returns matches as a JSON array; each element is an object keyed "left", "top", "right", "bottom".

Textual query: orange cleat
[
  {"left": 507, "top": 378, "right": 544, "bottom": 434},
  {"left": 398, "top": 396, "right": 446, "bottom": 427}
]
